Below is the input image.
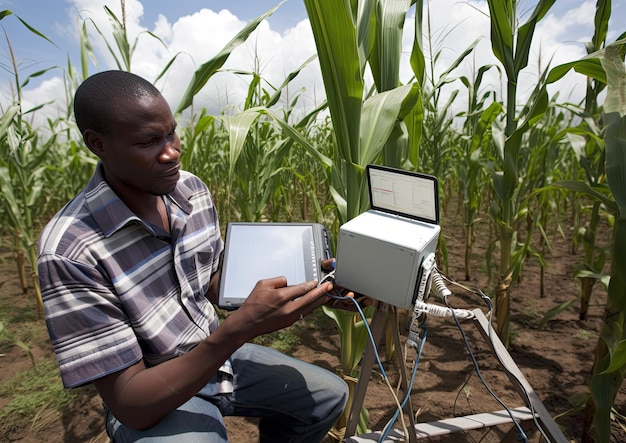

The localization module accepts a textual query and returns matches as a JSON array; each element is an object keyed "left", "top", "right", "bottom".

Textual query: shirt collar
[{"left": 85, "top": 163, "right": 194, "bottom": 237}]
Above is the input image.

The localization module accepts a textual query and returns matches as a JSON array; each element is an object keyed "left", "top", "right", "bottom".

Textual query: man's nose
[{"left": 160, "top": 136, "right": 181, "bottom": 162}]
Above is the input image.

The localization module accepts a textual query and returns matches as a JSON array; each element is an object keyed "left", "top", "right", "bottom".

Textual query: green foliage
[
  {"left": 1, "top": 1, "right": 626, "bottom": 441},
  {"left": 176, "top": 1, "right": 285, "bottom": 114},
  {"left": 304, "top": 0, "right": 421, "bottom": 223},
  {"left": 0, "top": 360, "right": 78, "bottom": 421},
  {"left": 0, "top": 318, "right": 35, "bottom": 368},
  {"left": 483, "top": 0, "right": 556, "bottom": 347},
  {"left": 251, "top": 327, "right": 301, "bottom": 355}
]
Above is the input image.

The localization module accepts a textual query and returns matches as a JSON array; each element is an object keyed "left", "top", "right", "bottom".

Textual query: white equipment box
[{"left": 334, "top": 165, "right": 440, "bottom": 309}]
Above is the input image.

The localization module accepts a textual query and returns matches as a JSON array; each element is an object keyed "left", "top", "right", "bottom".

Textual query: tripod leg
[{"left": 345, "top": 303, "right": 389, "bottom": 438}]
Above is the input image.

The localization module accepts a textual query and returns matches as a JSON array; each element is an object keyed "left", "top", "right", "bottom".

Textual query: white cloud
[
  {"left": 409, "top": 0, "right": 593, "bottom": 115},
  {"left": 4, "top": 0, "right": 609, "bottom": 129}
]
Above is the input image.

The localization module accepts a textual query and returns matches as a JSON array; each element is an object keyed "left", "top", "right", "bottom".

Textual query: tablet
[{"left": 217, "top": 222, "right": 332, "bottom": 310}]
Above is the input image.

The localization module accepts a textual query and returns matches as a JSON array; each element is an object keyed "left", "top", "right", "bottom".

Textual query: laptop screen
[{"left": 367, "top": 164, "right": 439, "bottom": 224}]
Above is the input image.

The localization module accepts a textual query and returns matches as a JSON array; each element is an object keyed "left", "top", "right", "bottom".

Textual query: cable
[
  {"left": 319, "top": 269, "right": 336, "bottom": 286},
  {"left": 413, "top": 301, "right": 474, "bottom": 320},
  {"left": 326, "top": 264, "right": 551, "bottom": 443},
  {"left": 430, "top": 270, "right": 451, "bottom": 299},
  {"left": 377, "top": 322, "right": 427, "bottom": 443},
  {"left": 325, "top": 290, "right": 411, "bottom": 440},
  {"left": 436, "top": 273, "right": 530, "bottom": 443},
  {"left": 407, "top": 253, "right": 435, "bottom": 350},
  {"left": 478, "top": 287, "right": 552, "bottom": 442},
  {"left": 435, "top": 269, "right": 553, "bottom": 442}
]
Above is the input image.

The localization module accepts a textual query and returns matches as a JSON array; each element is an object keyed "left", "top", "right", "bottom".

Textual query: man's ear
[{"left": 83, "top": 129, "right": 108, "bottom": 159}]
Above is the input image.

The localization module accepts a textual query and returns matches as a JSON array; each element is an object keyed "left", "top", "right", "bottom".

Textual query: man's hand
[
  {"left": 227, "top": 276, "right": 333, "bottom": 340},
  {"left": 319, "top": 258, "right": 373, "bottom": 311}
]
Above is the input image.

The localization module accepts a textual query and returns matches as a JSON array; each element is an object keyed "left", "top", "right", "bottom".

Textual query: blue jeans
[{"left": 106, "top": 343, "right": 348, "bottom": 442}]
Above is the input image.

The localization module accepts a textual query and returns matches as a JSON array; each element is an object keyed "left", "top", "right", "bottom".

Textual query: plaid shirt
[{"left": 38, "top": 164, "right": 224, "bottom": 388}]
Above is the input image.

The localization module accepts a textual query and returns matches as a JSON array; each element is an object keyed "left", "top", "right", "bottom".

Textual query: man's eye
[{"left": 140, "top": 138, "right": 158, "bottom": 147}]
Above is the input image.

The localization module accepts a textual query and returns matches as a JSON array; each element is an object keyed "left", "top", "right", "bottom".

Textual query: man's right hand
[{"left": 225, "top": 276, "right": 333, "bottom": 340}]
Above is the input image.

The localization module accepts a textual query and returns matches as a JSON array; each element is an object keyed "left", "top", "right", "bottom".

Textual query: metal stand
[
  {"left": 345, "top": 302, "right": 419, "bottom": 443},
  {"left": 343, "top": 307, "right": 568, "bottom": 442}
]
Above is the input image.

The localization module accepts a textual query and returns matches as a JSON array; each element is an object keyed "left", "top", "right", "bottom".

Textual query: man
[{"left": 38, "top": 70, "right": 348, "bottom": 442}]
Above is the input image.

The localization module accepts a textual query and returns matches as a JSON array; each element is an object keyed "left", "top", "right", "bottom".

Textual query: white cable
[
  {"left": 416, "top": 253, "right": 436, "bottom": 303},
  {"left": 414, "top": 301, "right": 474, "bottom": 320},
  {"left": 431, "top": 270, "right": 452, "bottom": 298},
  {"left": 406, "top": 254, "right": 436, "bottom": 349}
]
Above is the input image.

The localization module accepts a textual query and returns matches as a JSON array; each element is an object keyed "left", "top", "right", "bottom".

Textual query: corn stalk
[
  {"left": 545, "top": 33, "right": 626, "bottom": 441},
  {"left": 322, "top": 305, "right": 376, "bottom": 439},
  {"left": 0, "top": 11, "right": 60, "bottom": 319},
  {"left": 302, "top": 0, "right": 423, "bottom": 439},
  {"left": 485, "top": 0, "right": 554, "bottom": 346},
  {"left": 452, "top": 60, "right": 500, "bottom": 280},
  {"left": 582, "top": 41, "right": 626, "bottom": 443}
]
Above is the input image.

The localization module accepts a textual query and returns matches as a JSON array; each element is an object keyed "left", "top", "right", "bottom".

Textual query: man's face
[{"left": 93, "top": 93, "right": 181, "bottom": 201}]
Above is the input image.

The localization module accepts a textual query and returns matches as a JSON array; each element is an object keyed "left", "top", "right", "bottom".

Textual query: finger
[
  {"left": 320, "top": 258, "right": 336, "bottom": 272},
  {"left": 301, "top": 282, "right": 334, "bottom": 309},
  {"left": 259, "top": 276, "right": 288, "bottom": 289},
  {"left": 279, "top": 280, "right": 321, "bottom": 300}
]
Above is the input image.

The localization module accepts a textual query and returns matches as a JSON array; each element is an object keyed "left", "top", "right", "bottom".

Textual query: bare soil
[{"left": 1, "top": 211, "right": 625, "bottom": 442}]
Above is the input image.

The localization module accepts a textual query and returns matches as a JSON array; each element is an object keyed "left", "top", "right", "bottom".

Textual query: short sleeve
[{"left": 39, "top": 253, "right": 142, "bottom": 388}]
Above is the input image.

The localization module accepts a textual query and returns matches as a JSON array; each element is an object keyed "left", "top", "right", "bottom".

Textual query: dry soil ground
[{"left": 0, "top": 212, "right": 625, "bottom": 442}]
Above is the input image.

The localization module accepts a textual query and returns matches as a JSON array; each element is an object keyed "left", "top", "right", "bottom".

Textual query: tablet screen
[{"left": 218, "top": 223, "right": 327, "bottom": 309}]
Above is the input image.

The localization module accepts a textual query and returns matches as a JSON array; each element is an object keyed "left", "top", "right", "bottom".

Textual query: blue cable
[
  {"left": 326, "top": 291, "right": 427, "bottom": 442},
  {"left": 377, "top": 322, "right": 427, "bottom": 443},
  {"left": 326, "top": 291, "right": 389, "bottom": 380}
]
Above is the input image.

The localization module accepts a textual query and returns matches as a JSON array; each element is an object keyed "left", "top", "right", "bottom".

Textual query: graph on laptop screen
[{"left": 368, "top": 166, "right": 438, "bottom": 224}]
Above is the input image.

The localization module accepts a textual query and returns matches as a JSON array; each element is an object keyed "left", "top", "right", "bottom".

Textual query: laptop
[
  {"left": 217, "top": 222, "right": 332, "bottom": 310},
  {"left": 333, "top": 164, "right": 441, "bottom": 309}
]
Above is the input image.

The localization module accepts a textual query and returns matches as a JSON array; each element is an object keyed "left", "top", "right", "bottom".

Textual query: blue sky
[
  {"left": 0, "top": 1, "right": 307, "bottom": 87},
  {"left": 0, "top": 0, "right": 623, "bottom": 121}
]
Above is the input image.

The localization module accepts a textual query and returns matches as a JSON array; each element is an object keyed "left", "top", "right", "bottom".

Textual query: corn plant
[
  {"left": 321, "top": 305, "right": 376, "bottom": 439},
  {"left": 302, "top": 0, "right": 424, "bottom": 439},
  {"left": 175, "top": 2, "right": 285, "bottom": 115},
  {"left": 570, "top": 0, "right": 612, "bottom": 321},
  {"left": 536, "top": 0, "right": 621, "bottom": 324},
  {"left": 583, "top": 42, "right": 626, "bottom": 443},
  {"left": 304, "top": 0, "right": 421, "bottom": 223},
  {"left": 79, "top": 0, "right": 180, "bottom": 80},
  {"left": 178, "top": 110, "right": 229, "bottom": 207},
  {"left": 0, "top": 11, "right": 62, "bottom": 318},
  {"left": 442, "top": 52, "right": 500, "bottom": 280},
  {"left": 522, "top": 102, "right": 578, "bottom": 298},
  {"left": 0, "top": 319, "right": 35, "bottom": 369},
  {"left": 544, "top": 30, "right": 626, "bottom": 440},
  {"left": 484, "top": 0, "right": 555, "bottom": 346}
]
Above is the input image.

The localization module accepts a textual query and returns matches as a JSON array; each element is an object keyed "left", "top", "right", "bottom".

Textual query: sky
[{"left": 0, "top": 0, "right": 623, "bottom": 124}]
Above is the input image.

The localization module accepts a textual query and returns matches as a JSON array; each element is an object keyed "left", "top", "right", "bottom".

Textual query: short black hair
[{"left": 74, "top": 70, "right": 161, "bottom": 135}]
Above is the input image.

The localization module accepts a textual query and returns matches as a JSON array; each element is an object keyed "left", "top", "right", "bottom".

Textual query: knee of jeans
[{"left": 106, "top": 398, "right": 229, "bottom": 443}]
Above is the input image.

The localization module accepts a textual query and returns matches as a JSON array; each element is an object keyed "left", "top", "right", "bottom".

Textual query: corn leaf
[
  {"left": 602, "top": 46, "right": 626, "bottom": 117},
  {"left": 359, "top": 84, "right": 419, "bottom": 166},
  {"left": 514, "top": 0, "right": 555, "bottom": 75},
  {"left": 547, "top": 37, "right": 626, "bottom": 85},
  {"left": 176, "top": 1, "right": 284, "bottom": 113},
  {"left": 539, "top": 181, "right": 617, "bottom": 214},
  {"left": 486, "top": 0, "right": 514, "bottom": 77},
  {"left": 304, "top": 0, "right": 364, "bottom": 163},
  {"left": 409, "top": 0, "right": 425, "bottom": 85},
  {"left": 218, "top": 110, "right": 261, "bottom": 177},
  {"left": 590, "top": 37, "right": 626, "bottom": 442},
  {"left": 601, "top": 340, "right": 626, "bottom": 374},
  {"left": 370, "top": 0, "right": 411, "bottom": 91}
]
